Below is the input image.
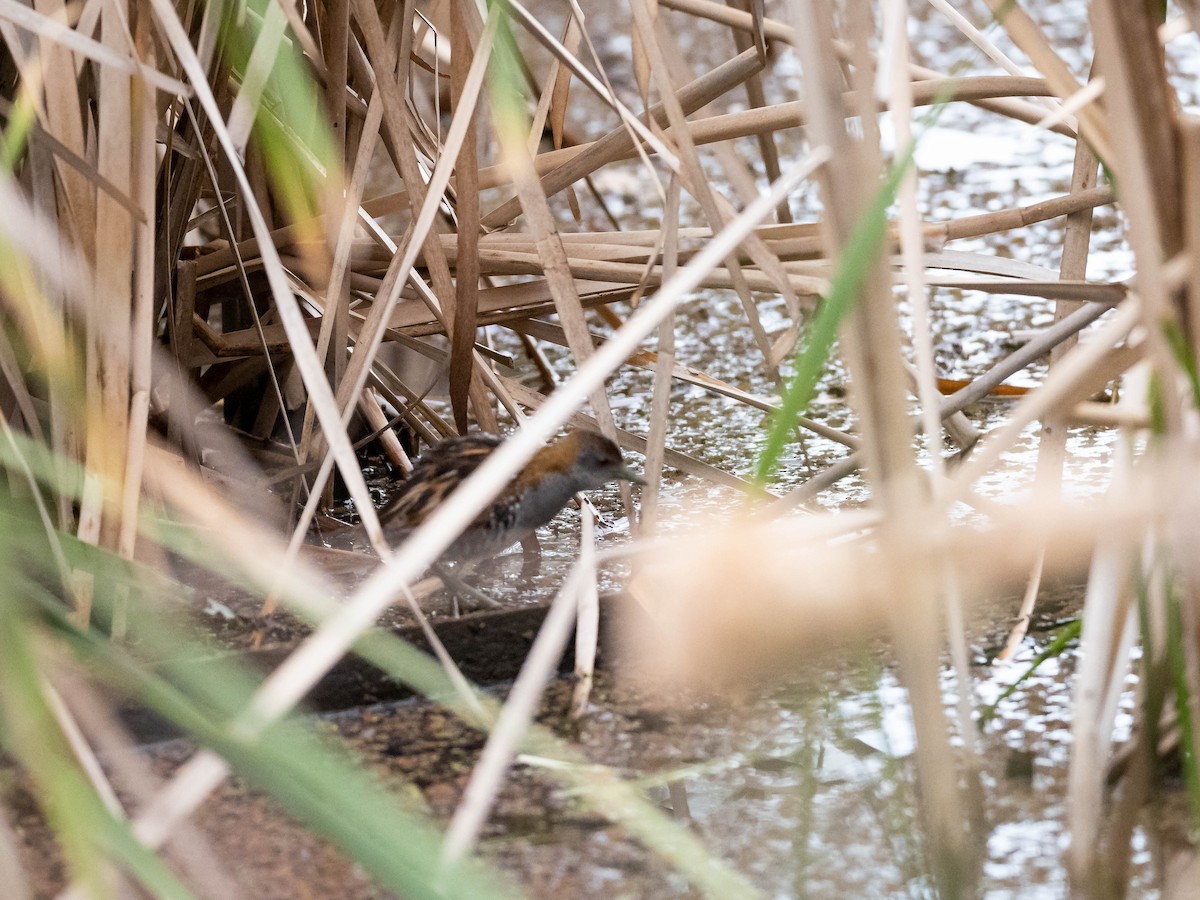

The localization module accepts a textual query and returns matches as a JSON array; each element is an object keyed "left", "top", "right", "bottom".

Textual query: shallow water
[
  {"left": 448, "top": 1, "right": 1194, "bottom": 896},
  {"left": 312, "top": 2, "right": 1196, "bottom": 895}
]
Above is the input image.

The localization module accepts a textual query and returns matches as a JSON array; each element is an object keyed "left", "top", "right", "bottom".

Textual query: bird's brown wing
[{"left": 379, "top": 433, "right": 505, "bottom": 529}]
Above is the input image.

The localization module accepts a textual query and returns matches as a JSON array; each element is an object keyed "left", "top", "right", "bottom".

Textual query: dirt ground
[
  {"left": 5, "top": 552, "right": 1171, "bottom": 898},
  {"left": 6, "top": 672, "right": 731, "bottom": 899}
]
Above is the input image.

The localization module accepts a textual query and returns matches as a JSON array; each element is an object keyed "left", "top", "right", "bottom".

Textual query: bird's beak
[{"left": 617, "top": 465, "right": 646, "bottom": 485}]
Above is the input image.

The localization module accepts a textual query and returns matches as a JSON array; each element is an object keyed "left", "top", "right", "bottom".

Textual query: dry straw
[{"left": 2, "top": 0, "right": 1198, "bottom": 894}]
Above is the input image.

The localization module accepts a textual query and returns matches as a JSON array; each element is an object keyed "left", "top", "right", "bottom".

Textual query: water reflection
[{"left": 600, "top": 629, "right": 1159, "bottom": 897}]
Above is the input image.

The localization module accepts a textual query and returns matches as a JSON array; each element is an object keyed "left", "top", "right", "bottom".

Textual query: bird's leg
[
  {"left": 431, "top": 562, "right": 504, "bottom": 612},
  {"left": 519, "top": 533, "right": 542, "bottom": 581}
]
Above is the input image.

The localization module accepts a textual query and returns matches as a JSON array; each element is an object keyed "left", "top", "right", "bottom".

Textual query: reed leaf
[{"left": 755, "top": 142, "right": 915, "bottom": 484}]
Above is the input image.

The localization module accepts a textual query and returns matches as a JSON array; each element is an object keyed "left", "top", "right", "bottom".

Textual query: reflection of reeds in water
[{"left": 0, "top": 0, "right": 1196, "bottom": 894}]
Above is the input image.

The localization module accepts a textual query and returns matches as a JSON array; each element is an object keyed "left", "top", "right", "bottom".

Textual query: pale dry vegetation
[{"left": 0, "top": 0, "right": 1197, "bottom": 896}]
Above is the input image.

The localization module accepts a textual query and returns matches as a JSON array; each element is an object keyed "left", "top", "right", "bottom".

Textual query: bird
[{"left": 378, "top": 430, "right": 643, "bottom": 600}]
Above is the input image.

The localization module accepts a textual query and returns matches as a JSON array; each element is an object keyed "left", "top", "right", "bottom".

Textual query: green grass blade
[{"left": 755, "top": 143, "right": 916, "bottom": 484}]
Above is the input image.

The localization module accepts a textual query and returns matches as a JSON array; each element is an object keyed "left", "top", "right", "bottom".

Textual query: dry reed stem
[
  {"left": 1090, "top": 1, "right": 1187, "bottom": 430},
  {"left": 1184, "top": 117, "right": 1200, "bottom": 352},
  {"left": 632, "top": 0, "right": 802, "bottom": 366},
  {"left": 480, "top": 43, "right": 760, "bottom": 228},
  {"left": 226, "top": 0, "right": 288, "bottom": 150},
  {"left": 16, "top": 33, "right": 84, "bottom": 200},
  {"left": 926, "top": 0, "right": 1062, "bottom": 105},
  {"left": 293, "top": 73, "right": 384, "bottom": 471},
  {"left": 1081, "top": 10, "right": 1200, "bottom": 889},
  {"left": 526, "top": 15, "right": 580, "bottom": 157},
  {"left": 788, "top": 2, "right": 971, "bottom": 888},
  {"left": 356, "top": 389, "right": 408, "bottom": 470},
  {"left": 726, "top": 0, "right": 788, "bottom": 221},
  {"left": 996, "top": 121, "right": 1101, "bottom": 666},
  {"left": 56, "top": 671, "right": 243, "bottom": 898},
  {"left": 660, "top": 0, "right": 1073, "bottom": 134},
  {"left": 195, "top": 175, "right": 1110, "bottom": 291},
  {"left": 80, "top": 4, "right": 132, "bottom": 615},
  {"left": 0, "top": 0, "right": 191, "bottom": 97},
  {"left": 123, "top": 154, "right": 823, "bottom": 853},
  {"left": 498, "top": 0, "right": 680, "bottom": 195},
  {"left": 981, "top": 0, "right": 1113, "bottom": 162},
  {"left": 570, "top": 505, "right": 599, "bottom": 718},
  {"left": 507, "top": 314, "right": 858, "bottom": 448},
  {"left": 402, "top": 268, "right": 528, "bottom": 425},
  {"left": 625, "top": 447, "right": 1200, "bottom": 687},
  {"left": 471, "top": 71, "right": 1052, "bottom": 221},
  {"left": 9, "top": 0, "right": 1198, "bottom": 890},
  {"left": 349, "top": 0, "right": 499, "bottom": 433},
  {"left": 487, "top": 1, "right": 627, "bottom": 502},
  {"left": 111, "top": 11, "right": 159, "bottom": 634},
  {"left": 883, "top": 0, "right": 983, "bottom": 814},
  {"left": 147, "top": 0, "right": 388, "bottom": 555},
  {"left": 1176, "top": 106, "right": 1200, "bottom": 827},
  {"left": 1064, "top": 432, "right": 1140, "bottom": 891},
  {"left": 497, "top": 375, "right": 762, "bottom": 493},
  {"left": 185, "top": 121, "right": 306, "bottom": 462},
  {"left": 442, "top": 552, "right": 586, "bottom": 864},
  {"left": 1031, "top": 76, "right": 1106, "bottom": 133},
  {"left": 949, "top": 301, "right": 1143, "bottom": 505},
  {"left": 765, "top": 292, "right": 1113, "bottom": 514},
  {"left": 883, "top": 0, "right": 942, "bottom": 485},
  {"left": 449, "top": 0, "right": 481, "bottom": 433},
  {"left": 643, "top": 174, "right": 681, "bottom": 535}
]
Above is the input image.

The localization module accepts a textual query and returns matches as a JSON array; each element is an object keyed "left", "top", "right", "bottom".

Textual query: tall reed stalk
[{"left": 1, "top": 0, "right": 1198, "bottom": 895}]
